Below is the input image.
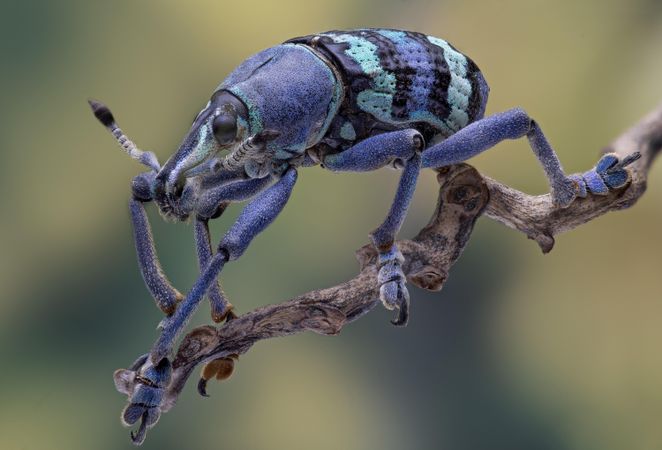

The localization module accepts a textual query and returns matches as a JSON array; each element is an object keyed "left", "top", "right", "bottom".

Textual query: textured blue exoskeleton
[{"left": 90, "top": 29, "right": 639, "bottom": 444}]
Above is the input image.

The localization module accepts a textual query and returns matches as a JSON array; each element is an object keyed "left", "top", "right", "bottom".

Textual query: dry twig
[{"left": 160, "top": 104, "right": 662, "bottom": 411}]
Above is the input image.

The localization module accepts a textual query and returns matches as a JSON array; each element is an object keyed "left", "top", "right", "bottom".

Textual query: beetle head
[{"left": 153, "top": 91, "right": 250, "bottom": 216}]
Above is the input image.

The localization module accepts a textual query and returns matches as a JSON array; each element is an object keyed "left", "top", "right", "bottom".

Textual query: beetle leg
[
  {"left": 129, "top": 175, "right": 183, "bottom": 315},
  {"left": 421, "top": 108, "right": 640, "bottom": 207},
  {"left": 129, "top": 172, "right": 184, "bottom": 315},
  {"left": 420, "top": 108, "right": 576, "bottom": 205},
  {"left": 193, "top": 219, "right": 233, "bottom": 322},
  {"left": 324, "top": 129, "right": 423, "bottom": 326},
  {"left": 194, "top": 176, "right": 275, "bottom": 321},
  {"left": 569, "top": 152, "right": 641, "bottom": 196},
  {"left": 116, "top": 356, "right": 172, "bottom": 445},
  {"left": 131, "top": 171, "right": 274, "bottom": 319},
  {"left": 150, "top": 168, "right": 298, "bottom": 363},
  {"left": 372, "top": 156, "right": 421, "bottom": 326},
  {"left": 197, "top": 175, "right": 273, "bottom": 220}
]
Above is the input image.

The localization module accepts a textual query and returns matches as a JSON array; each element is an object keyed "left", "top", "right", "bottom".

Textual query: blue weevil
[{"left": 90, "top": 29, "right": 639, "bottom": 444}]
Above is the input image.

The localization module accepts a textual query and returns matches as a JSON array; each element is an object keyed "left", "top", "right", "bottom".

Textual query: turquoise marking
[
  {"left": 177, "top": 120, "right": 216, "bottom": 174},
  {"left": 322, "top": 32, "right": 397, "bottom": 123},
  {"left": 171, "top": 118, "right": 217, "bottom": 182},
  {"left": 322, "top": 33, "right": 382, "bottom": 75},
  {"left": 357, "top": 90, "right": 392, "bottom": 121},
  {"left": 374, "top": 71, "right": 396, "bottom": 91},
  {"left": 427, "top": 36, "right": 472, "bottom": 131},
  {"left": 224, "top": 87, "right": 263, "bottom": 134},
  {"left": 376, "top": 29, "right": 407, "bottom": 43},
  {"left": 409, "top": 110, "right": 454, "bottom": 135},
  {"left": 340, "top": 121, "right": 356, "bottom": 140},
  {"left": 236, "top": 115, "right": 249, "bottom": 135},
  {"left": 358, "top": 71, "right": 398, "bottom": 122},
  {"left": 195, "top": 121, "right": 215, "bottom": 160}
]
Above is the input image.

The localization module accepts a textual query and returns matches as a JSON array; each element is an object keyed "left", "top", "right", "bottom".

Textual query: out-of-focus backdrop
[{"left": 1, "top": 0, "right": 661, "bottom": 449}]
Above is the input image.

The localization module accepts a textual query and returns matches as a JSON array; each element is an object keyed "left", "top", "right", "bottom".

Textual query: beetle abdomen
[{"left": 287, "top": 29, "right": 489, "bottom": 142}]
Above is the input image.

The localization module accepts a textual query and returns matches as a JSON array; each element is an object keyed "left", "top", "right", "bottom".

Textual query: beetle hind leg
[{"left": 421, "top": 108, "right": 640, "bottom": 207}]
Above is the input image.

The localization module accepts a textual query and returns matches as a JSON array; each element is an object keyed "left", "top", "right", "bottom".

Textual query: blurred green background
[{"left": 1, "top": 0, "right": 661, "bottom": 449}]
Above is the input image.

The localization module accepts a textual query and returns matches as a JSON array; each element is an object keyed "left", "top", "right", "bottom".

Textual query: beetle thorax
[{"left": 219, "top": 43, "right": 343, "bottom": 160}]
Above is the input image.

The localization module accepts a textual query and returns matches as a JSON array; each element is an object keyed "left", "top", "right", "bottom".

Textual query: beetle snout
[
  {"left": 153, "top": 174, "right": 168, "bottom": 203},
  {"left": 156, "top": 160, "right": 187, "bottom": 199},
  {"left": 153, "top": 172, "right": 198, "bottom": 221}
]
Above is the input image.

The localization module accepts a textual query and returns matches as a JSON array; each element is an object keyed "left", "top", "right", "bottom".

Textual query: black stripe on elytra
[
  {"left": 464, "top": 57, "right": 483, "bottom": 122},
  {"left": 363, "top": 30, "right": 417, "bottom": 121},
  {"left": 422, "top": 34, "right": 452, "bottom": 124}
]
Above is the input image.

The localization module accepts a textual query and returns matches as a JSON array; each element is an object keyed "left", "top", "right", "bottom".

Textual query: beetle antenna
[
  {"left": 88, "top": 99, "right": 161, "bottom": 172},
  {"left": 215, "top": 129, "right": 281, "bottom": 173}
]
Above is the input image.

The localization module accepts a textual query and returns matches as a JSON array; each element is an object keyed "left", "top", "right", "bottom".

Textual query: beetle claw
[
  {"left": 129, "top": 413, "right": 148, "bottom": 446},
  {"left": 390, "top": 292, "right": 410, "bottom": 327},
  {"left": 197, "top": 377, "right": 210, "bottom": 397}
]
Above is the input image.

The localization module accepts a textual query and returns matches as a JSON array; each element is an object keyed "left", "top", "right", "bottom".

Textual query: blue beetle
[{"left": 91, "top": 28, "right": 638, "bottom": 444}]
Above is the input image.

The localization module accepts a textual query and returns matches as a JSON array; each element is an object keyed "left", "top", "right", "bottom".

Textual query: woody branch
[{"left": 160, "top": 103, "right": 662, "bottom": 411}]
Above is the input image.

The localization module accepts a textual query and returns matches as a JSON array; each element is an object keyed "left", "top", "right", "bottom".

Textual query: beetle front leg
[
  {"left": 150, "top": 168, "right": 298, "bottom": 363},
  {"left": 324, "top": 129, "right": 423, "bottom": 326},
  {"left": 129, "top": 173, "right": 183, "bottom": 315}
]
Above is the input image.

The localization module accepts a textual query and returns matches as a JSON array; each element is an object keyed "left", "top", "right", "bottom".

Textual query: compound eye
[{"left": 212, "top": 111, "right": 237, "bottom": 145}]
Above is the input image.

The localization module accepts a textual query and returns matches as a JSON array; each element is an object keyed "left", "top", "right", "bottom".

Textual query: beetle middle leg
[
  {"left": 323, "top": 129, "right": 424, "bottom": 326},
  {"left": 194, "top": 175, "right": 275, "bottom": 322}
]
